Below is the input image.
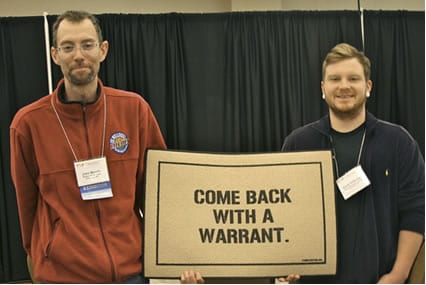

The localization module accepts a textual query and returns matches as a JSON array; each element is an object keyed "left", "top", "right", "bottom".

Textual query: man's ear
[
  {"left": 367, "top": 79, "right": 373, "bottom": 92},
  {"left": 51, "top": 46, "right": 60, "bottom": 65},
  {"left": 99, "top": 40, "right": 109, "bottom": 63}
]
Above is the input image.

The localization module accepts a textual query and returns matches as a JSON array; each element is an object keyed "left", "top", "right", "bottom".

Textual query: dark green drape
[
  {"left": 223, "top": 11, "right": 362, "bottom": 151},
  {"left": 364, "top": 10, "right": 425, "bottom": 156},
  {"left": 94, "top": 13, "right": 230, "bottom": 151},
  {"left": 95, "top": 11, "right": 363, "bottom": 152},
  {"left": 0, "top": 17, "right": 50, "bottom": 283},
  {"left": 0, "top": 11, "right": 424, "bottom": 283}
]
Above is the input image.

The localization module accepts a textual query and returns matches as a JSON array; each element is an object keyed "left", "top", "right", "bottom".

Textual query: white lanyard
[
  {"left": 335, "top": 130, "right": 370, "bottom": 200},
  {"left": 333, "top": 129, "right": 366, "bottom": 178},
  {"left": 356, "top": 130, "right": 366, "bottom": 166},
  {"left": 50, "top": 93, "right": 107, "bottom": 161}
]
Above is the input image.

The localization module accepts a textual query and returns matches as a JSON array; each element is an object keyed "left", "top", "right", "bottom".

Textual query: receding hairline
[{"left": 52, "top": 10, "right": 103, "bottom": 47}]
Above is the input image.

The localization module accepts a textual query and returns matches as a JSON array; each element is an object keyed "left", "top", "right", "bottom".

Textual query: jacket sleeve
[
  {"left": 281, "top": 135, "right": 297, "bottom": 151},
  {"left": 135, "top": 101, "right": 167, "bottom": 213},
  {"left": 397, "top": 129, "right": 425, "bottom": 234},
  {"left": 10, "top": 124, "right": 39, "bottom": 254},
  {"left": 281, "top": 126, "right": 321, "bottom": 152}
]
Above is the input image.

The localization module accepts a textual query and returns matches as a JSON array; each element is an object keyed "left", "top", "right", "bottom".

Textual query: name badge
[
  {"left": 74, "top": 157, "right": 113, "bottom": 200},
  {"left": 336, "top": 165, "right": 370, "bottom": 200}
]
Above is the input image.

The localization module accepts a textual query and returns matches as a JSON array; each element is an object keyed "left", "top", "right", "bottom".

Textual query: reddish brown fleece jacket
[{"left": 10, "top": 79, "right": 166, "bottom": 283}]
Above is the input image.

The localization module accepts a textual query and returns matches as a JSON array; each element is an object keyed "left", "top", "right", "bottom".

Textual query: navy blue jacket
[{"left": 282, "top": 112, "right": 424, "bottom": 283}]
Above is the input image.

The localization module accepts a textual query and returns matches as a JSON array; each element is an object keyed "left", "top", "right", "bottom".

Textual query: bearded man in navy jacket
[{"left": 280, "top": 43, "right": 424, "bottom": 284}]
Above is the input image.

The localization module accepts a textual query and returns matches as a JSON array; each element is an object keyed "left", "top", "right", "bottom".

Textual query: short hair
[
  {"left": 322, "top": 43, "right": 371, "bottom": 80},
  {"left": 52, "top": 10, "right": 103, "bottom": 47}
]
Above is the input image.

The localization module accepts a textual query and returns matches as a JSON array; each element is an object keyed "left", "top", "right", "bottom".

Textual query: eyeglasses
[{"left": 56, "top": 42, "right": 99, "bottom": 55}]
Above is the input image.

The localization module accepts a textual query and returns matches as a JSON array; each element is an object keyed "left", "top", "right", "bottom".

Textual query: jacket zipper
[
  {"left": 82, "top": 105, "right": 117, "bottom": 282},
  {"left": 82, "top": 105, "right": 92, "bottom": 157},
  {"left": 95, "top": 202, "right": 117, "bottom": 282}
]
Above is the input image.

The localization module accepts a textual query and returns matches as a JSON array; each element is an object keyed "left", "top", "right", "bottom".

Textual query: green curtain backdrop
[{"left": 0, "top": 11, "right": 423, "bottom": 282}]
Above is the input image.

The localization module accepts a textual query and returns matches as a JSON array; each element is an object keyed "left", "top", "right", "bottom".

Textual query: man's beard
[
  {"left": 66, "top": 68, "right": 97, "bottom": 86},
  {"left": 329, "top": 100, "right": 365, "bottom": 120}
]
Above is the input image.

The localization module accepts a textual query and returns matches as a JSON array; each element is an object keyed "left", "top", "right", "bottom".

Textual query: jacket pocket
[{"left": 44, "top": 218, "right": 60, "bottom": 258}]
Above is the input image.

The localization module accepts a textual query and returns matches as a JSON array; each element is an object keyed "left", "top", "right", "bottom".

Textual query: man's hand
[
  {"left": 180, "top": 271, "right": 204, "bottom": 284},
  {"left": 27, "top": 255, "right": 40, "bottom": 283},
  {"left": 377, "top": 271, "right": 407, "bottom": 284},
  {"left": 278, "top": 274, "right": 301, "bottom": 283},
  {"left": 378, "top": 231, "right": 424, "bottom": 284}
]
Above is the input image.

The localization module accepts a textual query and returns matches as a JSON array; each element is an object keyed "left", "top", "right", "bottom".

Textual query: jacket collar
[
  {"left": 51, "top": 78, "right": 105, "bottom": 120},
  {"left": 57, "top": 80, "right": 102, "bottom": 104},
  {"left": 314, "top": 111, "right": 379, "bottom": 136}
]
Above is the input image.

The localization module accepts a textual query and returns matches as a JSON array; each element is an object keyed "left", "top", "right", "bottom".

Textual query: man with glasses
[{"left": 10, "top": 10, "right": 166, "bottom": 283}]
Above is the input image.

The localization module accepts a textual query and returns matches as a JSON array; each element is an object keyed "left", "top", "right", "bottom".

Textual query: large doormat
[{"left": 144, "top": 149, "right": 336, "bottom": 278}]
